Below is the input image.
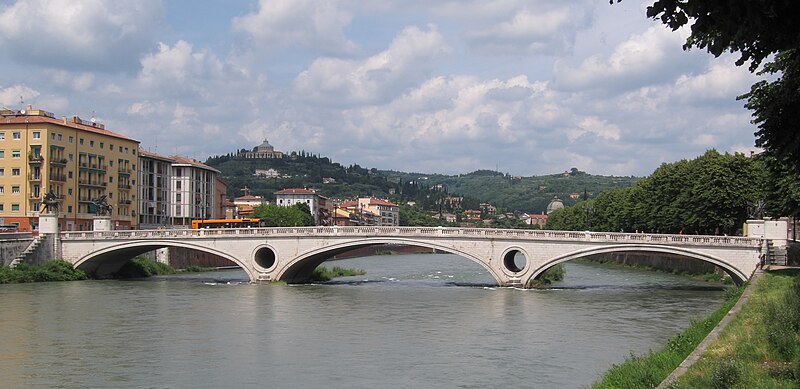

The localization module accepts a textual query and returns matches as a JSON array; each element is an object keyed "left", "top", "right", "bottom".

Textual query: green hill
[{"left": 205, "top": 152, "right": 639, "bottom": 214}]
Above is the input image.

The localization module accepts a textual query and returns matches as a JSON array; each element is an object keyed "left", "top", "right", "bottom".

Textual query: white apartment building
[
  {"left": 274, "top": 188, "right": 328, "bottom": 225},
  {"left": 138, "top": 150, "right": 173, "bottom": 229},
  {"left": 170, "top": 156, "right": 221, "bottom": 226},
  {"left": 357, "top": 198, "right": 399, "bottom": 226}
]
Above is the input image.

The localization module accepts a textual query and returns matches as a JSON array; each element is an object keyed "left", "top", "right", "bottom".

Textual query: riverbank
[
  {"left": 577, "top": 257, "right": 730, "bottom": 284},
  {"left": 664, "top": 268, "right": 800, "bottom": 388},
  {"left": 592, "top": 285, "right": 743, "bottom": 388}
]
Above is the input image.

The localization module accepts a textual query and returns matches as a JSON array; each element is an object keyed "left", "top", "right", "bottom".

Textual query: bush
[
  {"left": 710, "top": 358, "right": 741, "bottom": 389},
  {"left": 310, "top": 265, "right": 365, "bottom": 282},
  {"left": 114, "top": 257, "right": 176, "bottom": 278},
  {"left": 0, "top": 260, "right": 87, "bottom": 284}
]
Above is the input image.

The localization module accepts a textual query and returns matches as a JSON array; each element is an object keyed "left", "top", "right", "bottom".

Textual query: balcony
[
  {"left": 78, "top": 179, "right": 107, "bottom": 188},
  {"left": 118, "top": 199, "right": 132, "bottom": 205},
  {"left": 50, "top": 158, "right": 68, "bottom": 166},
  {"left": 28, "top": 155, "right": 44, "bottom": 164},
  {"left": 49, "top": 174, "right": 67, "bottom": 182},
  {"left": 118, "top": 168, "right": 132, "bottom": 176},
  {"left": 29, "top": 193, "right": 42, "bottom": 200},
  {"left": 28, "top": 173, "right": 42, "bottom": 181},
  {"left": 118, "top": 183, "right": 132, "bottom": 190}
]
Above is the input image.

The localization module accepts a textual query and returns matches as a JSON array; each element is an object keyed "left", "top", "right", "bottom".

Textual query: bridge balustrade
[{"left": 58, "top": 227, "right": 762, "bottom": 248}]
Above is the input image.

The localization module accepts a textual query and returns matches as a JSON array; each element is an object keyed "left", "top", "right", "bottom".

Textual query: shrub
[
  {"left": 710, "top": 358, "right": 741, "bottom": 389},
  {"left": 0, "top": 260, "right": 86, "bottom": 284},
  {"left": 114, "top": 257, "right": 176, "bottom": 278}
]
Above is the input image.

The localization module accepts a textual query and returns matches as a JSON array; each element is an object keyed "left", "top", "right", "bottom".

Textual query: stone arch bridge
[{"left": 58, "top": 226, "right": 766, "bottom": 288}]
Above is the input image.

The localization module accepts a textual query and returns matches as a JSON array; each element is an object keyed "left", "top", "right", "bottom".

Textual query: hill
[{"left": 205, "top": 152, "right": 639, "bottom": 214}]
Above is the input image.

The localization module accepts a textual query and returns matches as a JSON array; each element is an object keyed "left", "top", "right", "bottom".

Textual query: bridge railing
[{"left": 59, "top": 226, "right": 762, "bottom": 247}]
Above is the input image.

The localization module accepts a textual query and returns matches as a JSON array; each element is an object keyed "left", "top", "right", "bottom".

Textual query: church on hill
[{"left": 239, "top": 139, "right": 285, "bottom": 159}]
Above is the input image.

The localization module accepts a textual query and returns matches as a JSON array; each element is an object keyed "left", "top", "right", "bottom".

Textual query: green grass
[
  {"left": 592, "top": 285, "right": 744, "bottom": 389},
  {"left": 0, "top": 260, "right": 87, "bottom": 283},
  {"left": 667, "top": 269, "right": 800, "bottom": 389},
  {"left": 310, "top": 265, "right": 366, "bottom": 282},
  {"left": 182, "top": 265, "right": 216, "bottom": 273}
]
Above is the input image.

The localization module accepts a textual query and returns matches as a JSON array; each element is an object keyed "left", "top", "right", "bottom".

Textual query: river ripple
[{"left": 0, "top": 254, "right": 725, "bottom": 388}]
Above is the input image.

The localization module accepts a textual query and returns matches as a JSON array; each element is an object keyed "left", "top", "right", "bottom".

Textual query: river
[{"left": 0, "top": 253, "right": 726, "bottom": 388}]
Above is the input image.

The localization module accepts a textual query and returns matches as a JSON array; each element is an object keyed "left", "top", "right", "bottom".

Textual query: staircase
[
  {"left": 765, "top": 240, "right": 788, "bottom": 266},
  {"left": 9, "top": 236, "right": 44, "bottom": 268}
]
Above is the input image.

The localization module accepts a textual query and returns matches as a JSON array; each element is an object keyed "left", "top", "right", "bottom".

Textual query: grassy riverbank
[
  {"left": 0, "top": 260, "right": 87, "bottom": 283},
  {"left": 592, "top": 286, "right": 743, "bottom": 388},
  {"left": 310, "top": 265, "right": 366, "bottom": 282},
  {"left": 667, "top": 269, "right": 800, "bottom": 388}
]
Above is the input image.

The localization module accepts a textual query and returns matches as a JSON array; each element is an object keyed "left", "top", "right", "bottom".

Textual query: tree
[
  {"left": 252, "top": 204, "right": 314, "bottom": 227},
  {"left": 614, "top": 0, "right": 800, "bottom": 217}
]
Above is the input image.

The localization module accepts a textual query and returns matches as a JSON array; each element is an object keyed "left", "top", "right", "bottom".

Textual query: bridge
[{"left": 57, "top": 226, "right": 769, "bottom": 287}]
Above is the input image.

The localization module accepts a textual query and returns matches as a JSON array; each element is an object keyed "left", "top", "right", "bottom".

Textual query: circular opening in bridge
[
  {"left": 503, "top": 250, "right": 526, "bottom": 273},
  {"left": 254, "top": 247, "right": 276, "bottom": 269}
]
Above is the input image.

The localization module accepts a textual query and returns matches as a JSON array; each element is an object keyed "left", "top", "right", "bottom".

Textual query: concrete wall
[
  {"left": 584, "top": 252, "right": 719, "bottom": 274},
  {"left": 167, "top": 247, "right": 236, "bottom": 268},
  {"left": 0, "top": 233, "right": 33, "bottom": 266}
]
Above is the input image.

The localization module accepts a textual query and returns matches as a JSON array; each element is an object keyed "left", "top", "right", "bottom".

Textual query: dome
[
  {"left": 255, "top": 139, "right": 275, "bottom": 152},
  {"left": 546, "top": 197, "right": 564, "bottom": 214}
]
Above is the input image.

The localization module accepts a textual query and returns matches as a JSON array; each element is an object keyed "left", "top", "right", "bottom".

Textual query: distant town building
[
  {"left": 254, "top": 168, "right": 282, "bottom": 178},
  {"left": 239, "top": 139, "right": 285, "bottom": 159},
  {"left": 357, "top": 197, "right": 399, "bottom": 226},
  {"left": 546, "top": 197, "right": 564, "bottom": 214},
  {"left": 525, "top": 213, "right": 548, "bottom": 228},
  {"left": 234, "top": 187, "right": 267, "bottom": 217},
  {"left": 322, "top": 177, "right": 336, "bottom": 184},
  {"left": 569, "top": 193, "right": 581, "bottom": 199},
  {"left": 480, "top": 203, "right": 496, "bottom": 216},
  {"left": 463, "top": 210, "right": 482, "bottom": 221},
  {"left": 274, "top": 188, "right": 328, "bottom": 225},
  {"left": 441, "top": 213, "right": 457, "bottom": 223}
]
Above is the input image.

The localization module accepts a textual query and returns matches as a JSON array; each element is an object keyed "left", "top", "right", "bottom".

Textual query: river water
[{"left": 0, "top": 254, "right": 726, "bottom": 388}]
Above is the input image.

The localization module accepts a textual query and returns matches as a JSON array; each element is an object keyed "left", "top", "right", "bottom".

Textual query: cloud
[
  {"left": 232, "top": 0, "right": 358, "bottom": 55},
  {"left": 292, "top": 24, "right": 451, "bottom": 105},
  {"left": 0, "top": 0, "right": 164, "bottom": 72},
  {"left": 553, "top": 25, "right": 705, "bottom": 94},
  {"left": 0, "top": 84, "right": 39, "bottom": 108},
  {"left": 466, "top": 2, "right": 594, "bottom": 55},
  {"left": 567, "top": 116, "right": 621, "bottom": 142}
]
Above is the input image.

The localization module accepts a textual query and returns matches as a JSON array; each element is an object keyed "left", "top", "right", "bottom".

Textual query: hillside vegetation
[{"left": 206, "top": 152, "right": 638, "bottom": 214}]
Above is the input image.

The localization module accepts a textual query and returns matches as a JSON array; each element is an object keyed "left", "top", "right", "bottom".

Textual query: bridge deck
[{"left": 59, "top": 226, "right": 761, "bottom": 247}]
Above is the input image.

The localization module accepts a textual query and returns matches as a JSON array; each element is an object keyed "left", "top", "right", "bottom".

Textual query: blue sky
[{"left": 0, "top": 0, "right": 761, "bottom": 176}]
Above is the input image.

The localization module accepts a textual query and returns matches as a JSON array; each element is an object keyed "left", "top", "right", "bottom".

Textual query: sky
[{"left": 0, "top": 0, "right": 763, "bottom": 177}]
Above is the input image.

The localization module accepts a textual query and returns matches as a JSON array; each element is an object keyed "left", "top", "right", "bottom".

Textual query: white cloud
[
  {"left": 0, "top": 0, "right": 164, "bottom": 72},
  {"left": 567, "top": 116, "right": 621, "bottom": 142},
  {"left": 553, "top": 25, "right": 704, "bottom": 93},
  {"left": 0, "top": 84, "right": 39, "bottom": 108},
  {"left": 232, "top": 0, "right": 357, "bottom": 55},
  {"left": 292, "top": 24, "right": 450, "bottom": 105}
]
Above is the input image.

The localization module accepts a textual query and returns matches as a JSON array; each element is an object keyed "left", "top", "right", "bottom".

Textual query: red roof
[
  {"left": 366, "top": 198, "right": 398, "bottom": 207},
  {"left": 1, "top": 114, "right": 138, "bottom": 142}
]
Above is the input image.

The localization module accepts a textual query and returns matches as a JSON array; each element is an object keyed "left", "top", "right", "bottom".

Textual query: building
[
  {"left": 546, "top": 197, "right": 564, "bottom": 214},
  {"left": 357, "top": 198, "right": 399, "bottom": 226},
  {"left": 239, "top": 139, "right": 285, "bottom": 159},
  {"left": 233, "top": 187, "right": 267, "bottom": 217},
  {"left": 138, "top": 150, "right": 173, "bottom": 229},
  {"left": 0, "top": 106, "right": 140, "bottom": 231},
  {"left": 170, "top": 156, "right": 221, "bottom": 226},
  {"left": 254, "top": 168, "right": 282, "bottom": 178},
  {"left": 274, "top": 188, "right": 328, "bottom": 225},
  {"left": 463, "top": 210, "right": 482, "bottom": 221},
  {"left": 525, "top": 213, "right": 548, "bottom": 228}
]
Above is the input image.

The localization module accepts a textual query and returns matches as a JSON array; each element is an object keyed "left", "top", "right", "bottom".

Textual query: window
[
  {"left": 32, "top": 131, "right": 40, "bottom": 139},
  {"left": 12, "top": 168, "right": 20, "bottom": 176},
  {"left": 68, "top": 171, "right": 73, "bottom": 179},
  {"left": 58, "top": 134, "right": 62, "bottom": 141},
  {"left": 109, "top": 144, "right": 113, "bottom": 151},
  {"left": 90, "top": 140, "right": 94, "bottom": 147},
  {"left": 0, "top": 204, "right": 3, "bottom": 211},
  {"left": 69, "top": 136, "right": 74, "bottom": 143},
  {"left": 176, "top": 193, "right": 181, "bottom": 202},
  {"left": 0, "top": 186, "right": 4, "bottom": 194},
  {"left": 125, "top": 147, "right": 129, "bottom": 154},
  {"left": 109, "top": 193, "right": 112, "bottom": 199},
  {"left": 68, "top": 153, "right": 73, "bottom": 161},
  {"left": 12, "top": 186, "right": 19, "bottom": 194},
  {"left": 79, "top": 138, "right": 84, "bottom": 145},
  {"left": 67, "top": 205, "right": 73, "bottom": 213},
  {"left": 12, "top": 132, "right": 21, "bottom": 140},
  {"left": 0, "top": 132, "right": 4, "bottom": 140},
  {"left": 109, "top": 160, "right": 114, "bottom": 167},
  {"left": 0, "top": 150, "right": 4, "bottom": 158},
  {"left": 176, "top": 181, "right": 181, "bottom": 189},
  {"left": 118, "top": 146, "right": 122, "bottom": 152},
  {"left": 68, "top": 188, "right": 73, "bottom": 195},
  {"left": 11, "top": 150, "right": 20, "bottom": 158},
  {"left": 11, "top": 203, "right": 19, "bottom": 212},
  {"left": 51, "top": 133, "right": 55, "bottom": 140},
  {"left": 109, "top": 176, "right": 113, "bottom": 183},
  {"left": 100, "top": 142, "right": 104, "bottom": 148},
  {"left": 0, "top": 168, "right": 4, "bottom": 176}
]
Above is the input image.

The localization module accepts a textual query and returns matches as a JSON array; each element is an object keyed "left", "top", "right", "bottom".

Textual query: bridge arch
[
  {"left": 73, "top": 240, "right": 255, "bottom": 280},
  {"left": 525, "top": 244, "right": 749, "bottom": 287},
  {"left": 273, "top": 237, "right": 504, "bottom": 285}
]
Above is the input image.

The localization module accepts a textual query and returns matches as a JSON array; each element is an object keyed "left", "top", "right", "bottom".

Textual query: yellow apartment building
[{"left": 0, "top": 106, "right": 140, "bottom": 231}]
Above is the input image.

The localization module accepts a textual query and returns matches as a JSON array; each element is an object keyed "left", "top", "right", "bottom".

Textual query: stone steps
[{"left": 10, "top": 236, "right": 44, "bottom": 268}]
